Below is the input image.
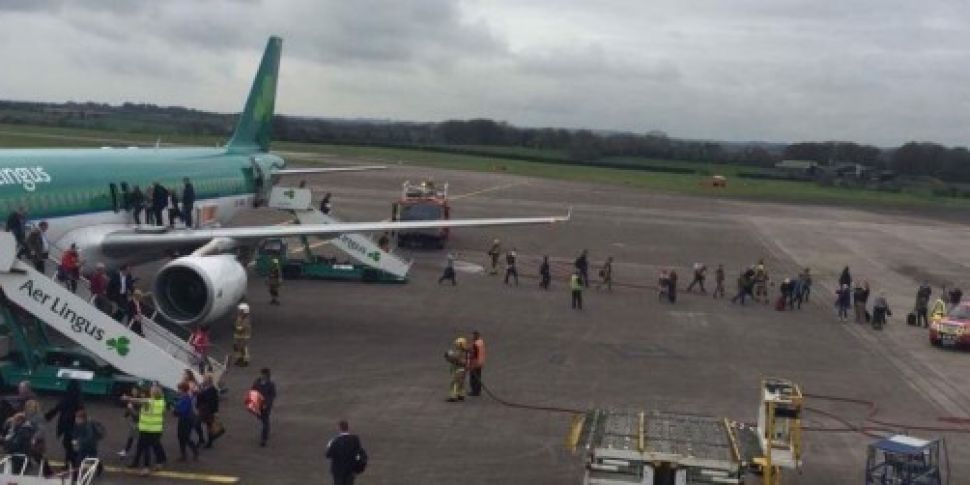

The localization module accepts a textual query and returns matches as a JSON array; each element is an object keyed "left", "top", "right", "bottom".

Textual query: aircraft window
[{"left": 109, "top": 184, "right": 119, "bottom": 212}]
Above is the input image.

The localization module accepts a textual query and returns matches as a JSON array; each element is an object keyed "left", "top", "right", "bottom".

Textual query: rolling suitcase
[{"left": 906, "top": 312, "right": 917, "bottom": 326}]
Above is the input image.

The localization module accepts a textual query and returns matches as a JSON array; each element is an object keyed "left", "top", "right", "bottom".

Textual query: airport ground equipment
[
  {"left": 392, "top": 180, "right": 451, "bottom": 249},
  {"left": 0, "top": 454, "right": 99, "bottom": 484},
  {"left": 254, "top": 238, "right": 406, "bottom": 283},
  {"left": 571, "top": 378, "right": 802, "bottom": 485},
  {"left": 0, "top": 233, "right": 226, "bottom": 391},
  {"left": 865, "top": 435, "right": 942, "bottom": 485},
  {"left": 268, "top": 186, "right": 412, "bottom": 280}
]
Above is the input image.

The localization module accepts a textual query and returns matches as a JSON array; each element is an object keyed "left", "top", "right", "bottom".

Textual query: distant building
[{"left": 775, "top": 160, "right": 819, "bottom": 177}]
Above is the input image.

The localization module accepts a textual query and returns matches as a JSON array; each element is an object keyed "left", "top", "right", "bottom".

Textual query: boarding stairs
[
  {"left": 0, "top": 233, "right": 223, "bottom": 391},
  {"left": 268, "top": 186, "right": 412, "bottom": 279},
  {"left": 0, "top": 455, "right": 99, "bottom": 485}
]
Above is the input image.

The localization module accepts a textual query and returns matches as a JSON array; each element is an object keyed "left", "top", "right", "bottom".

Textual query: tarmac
[{"left": 37, "top": 160, "right": 970, "bottom": 484}]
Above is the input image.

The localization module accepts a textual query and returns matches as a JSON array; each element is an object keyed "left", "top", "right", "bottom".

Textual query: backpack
[{"left": 353, "top": 444, "right": 368, "bottom": 474}]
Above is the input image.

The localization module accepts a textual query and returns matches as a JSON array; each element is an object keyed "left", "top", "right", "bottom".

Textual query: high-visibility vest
[
  {"left": 138, "top": 398, "right": 165, "bottom": 433},
  {"left": 570, "top": 274, "right": 582, "bottom": 291}
]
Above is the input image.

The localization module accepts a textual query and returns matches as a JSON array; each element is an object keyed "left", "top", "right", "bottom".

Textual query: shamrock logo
[
  {"left": 106, "top": 336, "right": 130, "bottom": 357},
  {"left": 367, "top": 251, "right": 381, "bottom": 262},
  {"left": 283, "top": 189, "right": 295, "bottom": 199}
]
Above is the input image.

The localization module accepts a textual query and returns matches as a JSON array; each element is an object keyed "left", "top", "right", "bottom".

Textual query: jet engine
[{"left": 153, "top": 255, "right": 248, "bottom": 326}]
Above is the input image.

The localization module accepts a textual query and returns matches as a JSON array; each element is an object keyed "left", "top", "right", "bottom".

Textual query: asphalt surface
[{"left": 29, "top": 159, "right": 970, "bottom": 484}]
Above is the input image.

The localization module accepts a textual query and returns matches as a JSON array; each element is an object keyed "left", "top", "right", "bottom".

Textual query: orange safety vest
[{"left": 471, "top": 338, "right": 485, "bottom": 368}]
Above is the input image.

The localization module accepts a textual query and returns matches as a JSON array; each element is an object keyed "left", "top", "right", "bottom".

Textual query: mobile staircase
[
  {"left": 0, "top": 232, "right": 226, "bottom": 391},
  {"left": 0, "top": 455, "right": 99, "bottom": 485}
]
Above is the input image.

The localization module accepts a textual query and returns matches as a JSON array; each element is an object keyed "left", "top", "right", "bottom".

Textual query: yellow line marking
[
  {"left": 566, "top": 414, "right": 585, "bottom": 453},
  {"left": 450, "top": 181, "right": 525, "bottom": 200},
  {"left": 47, "top": 461, "right": 239, "bottom": 483}
]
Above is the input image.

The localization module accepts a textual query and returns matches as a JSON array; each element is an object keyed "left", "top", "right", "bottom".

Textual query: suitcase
[
  {"left": 865, "top": 309, "right": 871, "bottom": 323},
  {"left": 775, "top": 296, "right": 786, "bottom": 311},
  {"left": 906, "top": 312, "right": 917, "bottom": 326}
]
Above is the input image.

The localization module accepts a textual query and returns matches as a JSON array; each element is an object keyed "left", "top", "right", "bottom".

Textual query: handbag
[{"left": 209, "top": 417, "right": 226, "bottom": 439}]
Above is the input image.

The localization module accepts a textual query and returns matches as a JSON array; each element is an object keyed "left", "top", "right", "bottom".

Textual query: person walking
[
  {"left": 59, "top": 243, "right": 81, "bottom": 293},
  {"left": 44, "top": 380, "right": 83, "bottom": 467},
  {"left": 438, "top": 253, "right": 457, "bottom": 285},
  {"left": 325, "top": 420, "right": 367, "bottom": 485},
  {"left": 25, "top": 221, "right": 50, "bottom": 274},
  {"left": 70, "top": 409, "right": 104, "bottom": 475},
  {"left": 168, "top": 188, "right": 181, "bottom": 228},
  {"left": 853, "top": 281, "right": 871, "bottom": 324},
  {"left": 173, "top": 382, "right": 199, "bottom": 462},
  {"left": 835, "top": 284, "right": 851, "bottom": 322},
  {"left": 6, "top": 206, "right": 27, "bottom": 255},
  {"left": 504, "top": 249, "right": 519, "bottom": 286},
  {"left": 89, "top": 263, "right": 111, "bottom": 314},
  {"left": 872, "top": 292, "right": 891, "bottom": 330},
  {"left": 753, "top": 260, "right": 768, "bottom": 304},
  {"left": 687, "top": 263, "right": 706, "bottom": 293},
  {"left": 251, "top": 368, "right": 276, "bottom": 447},
  {"left": 125, "top": 384, "right": 167, "bottom": 475},
  {"left": 797, "top": 268, "right": 812, "bottom": 305},
  {"left": 130, "top": 185, "right": 146, "bottom": 225},
  {"left": 838, "top": 266, "right": 852, "bottom": 290},
  {"left": 487, "top": 239, "right": 501, "bottom": 275},
  {"left": 196, "top": 374, "right": 222, "bottom": 448},
  {"left": 320, "top": 193, "right": 333, "bottom": 214},
  {"left": 116, "top": 385, "right": 143, "bottom": 458},
  {"left": 182, "top": 177, "right": 195, "bottom": 228},
  {"left": 667, "top": 270, "right": 679, "bottom": 303},
  {"left": 267, "top": 259, "right": 282, "bottom": 305},
  {"left": 233, "top": 303, "right": 252, "bottom": 367},
  {"left": 597, "top": 257, "right": 614, "bottom": 291},
  {"left": 151, "top": 182, "right": 168, "bottom": 227},
  {"left": 570, "top": 271, "right": 584, "bottom": 310},
  {"left": 126, "top": 290, "right": 145, "bottom": 336},
  {"left": 539, "top": 256, "right": 551, "bottom": 289},
  {"left": 107, "top": 264, "right": 135, "bottom": 320},
  {"left": 713, "top": 264, "right": 725, "bottom": 298},
  {"left": 468, "top": 331, "right": 485, "bottom": 397},
  {"left": 915, "top": 282, "right": 932, "bottom": 327},
  {"left": 189, "top": 324, "right": 211, "bottom": 375},
  {"left": 444, "top": 338, "right": 468, "bottom": 402},
  {"left": 575, "top": 250, "right": 590, "bottom": 287}
]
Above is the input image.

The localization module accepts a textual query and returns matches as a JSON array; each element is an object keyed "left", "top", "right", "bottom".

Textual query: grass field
[{"left": 0, "top": 122, "right": 967, "bottom": 209}]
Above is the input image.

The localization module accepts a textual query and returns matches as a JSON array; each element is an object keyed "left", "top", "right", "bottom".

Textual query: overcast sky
[{"left": 0, "top": 0, "right": 968, "bottom": 146}]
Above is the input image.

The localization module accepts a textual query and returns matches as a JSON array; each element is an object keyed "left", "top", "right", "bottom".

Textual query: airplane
[{"left": 0, "top": 36, "right": 568, "bottom": 327}]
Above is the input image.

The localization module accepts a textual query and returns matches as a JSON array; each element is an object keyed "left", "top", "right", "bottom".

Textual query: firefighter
[
  {"left": 267, "top": 259, "right": 282, "bottom": 305},
  {"left": 487, "top": 239, "right": 501, "bottom": 275},
  {"left": 753, "top": 260, "right": 768, "bottom": 304},
  {"left": 930, "top": 293, "right": 947, "bottom": 324},
  {"left": 444, "top": 337, "right": 468, "bottom": 402},
  {"left": 234, "top": 303, "right": 252, "bottom": 367}
]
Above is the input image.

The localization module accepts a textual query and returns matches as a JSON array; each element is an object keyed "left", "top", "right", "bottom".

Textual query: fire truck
[{"left": 392, "top": 180, "right": 450, "bottom": 249}]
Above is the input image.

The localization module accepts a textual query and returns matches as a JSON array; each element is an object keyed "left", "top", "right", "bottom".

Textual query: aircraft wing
[
  {"left": 272, "top": 166, "right": 386, "bottom": 175},
  {"left": 101, "top": 212, "right": 570, "bottom": 251}
]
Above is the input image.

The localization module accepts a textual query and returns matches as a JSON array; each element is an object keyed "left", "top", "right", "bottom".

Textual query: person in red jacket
[
  {"left": 89, "top": 263, "right": 111, "bottom": 314},
  {"left": 59, "top": 243, "right": 81, "bottom": 293},
  {"left": 468, "top": 331, "right": 485, "bottom": 397}
]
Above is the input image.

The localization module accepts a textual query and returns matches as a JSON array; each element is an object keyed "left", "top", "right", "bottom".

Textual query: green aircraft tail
[{"left": 227, "top": 36, "right": 282, "bottom": 153}]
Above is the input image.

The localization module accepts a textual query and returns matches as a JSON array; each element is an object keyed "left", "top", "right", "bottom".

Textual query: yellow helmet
[{"left": 454, "top": 337, "right": 467, "bottom": 348}]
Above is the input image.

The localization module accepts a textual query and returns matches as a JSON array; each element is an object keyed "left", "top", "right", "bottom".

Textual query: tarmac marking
[
  {"left": 451, "top": 181, "right": 525, "bottom": 200},
  {"left": 47, "top": 461, "right": 239, "bottom": 483},
  {"left": 566, "top": 414, "right": 586, "bottom": 452}
]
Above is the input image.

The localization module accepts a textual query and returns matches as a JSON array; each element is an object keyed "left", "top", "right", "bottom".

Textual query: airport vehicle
[
  {"left": 865, "top": 435, "right": 942, "bottom": 485},
  {"left": 254, "top": 238, "right": 405, "bottom": 283},
  {"left": 572, "top": 378, "right": 802, "bottom": 485},
  {"left": 392, "top": 180, "right": 450, "bottom": 249},
  {"left": 929, "top": 303, "right": 970, "bottom": 347},
  {"left": 0, "top": 36, "right": 567, "bottom": 328}
]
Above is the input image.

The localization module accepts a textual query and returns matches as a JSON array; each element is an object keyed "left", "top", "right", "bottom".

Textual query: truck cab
[{"left": 392, "top": 180, "right": 450, "bottom": 249}]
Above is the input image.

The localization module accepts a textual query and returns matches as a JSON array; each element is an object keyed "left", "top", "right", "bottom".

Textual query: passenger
[
  {"left": 126, "top": 290, "right": 145, "bottom": 336},
  {"left": 320, "top": 192, "right": 332, "bottom": 214},
  {"left": 233, "top": 303, "right": 252, "bottom": 367},
  {"left": 43, "top": 380, "right": 82, "bottom": 467},
  {"left": 89, "top": 263, "right": 111, "bottom": 314},
  {"left": 267, "top": 259, "right": 282, "bottom": 306},
  {"left": 915, "top": 282, "right": 932, "bottom": 327},
  {"left": 168, "top": 187, "right": 180, "bottom": 228},
  {"left": 853, "top": 281, "right": 870, "bottom": 324},
  {"left": 570, "top": 270, "right": 584, "bottom": 310},
  {"left": 196, "top": 374, "right": 222, "bottom": 448},
  {"left": 145, "top": 185, "right": 155, "bottom": 225},
  {"left": 2, "top": 413, "right": 36, "bottom": 472},
  {"left": 487, "top": 239, "right": 501, "bottom": 275},
  {"left": 5, "top": 206, "right": 27, "bottom": 256},
  {"left": 125, "top": 384, "right": 167, "bottom": 475},
  {"left": 23, "top": 400, "right": 47, "bottom": 473},
  {"left": 872, "top": 292, "right": 891, "bottom": 330},
  {"left": 326, "top": 420, "right": 367, "bottom": 485},
  {"left": 949, "top": 287, "right": 963, "bottom": 306},
  {"left": 378, "top": 232, "right": 390, "bottom": 252},
  {"left": 597, "top": 256, "right": 614, "bottom": 291},
  {"left": 59, "top": 243, "right": 81, "bottom": 293},
  {"left": 731, "top": 267, "right": 750, "bottom": 305},
  {"left": 667, "top": 270, "right": 679, "bottom": 303},
  {"left": 70, "top": 409, "right": 104, "bottom": 475},
  {"left": 182, "top": 178, "right": 195, "bottom": 228},
  {"left": 713, "top": 264, "right": 726, "bottom": 299},
  {"left": 108, "top": 264, "right": 135, "bottom": 318},
  {"left": 838, "top": 266, "right": 852, "bottom": 289},
  {"left": 151, "top": 182, "right": 169, "bottom": 227},
  {"left": 173, "top": 383, "right": 199, "bottom": 462},
  {"left": 686, "top": 263, "right": 706, "bottom": 293},
  {"left": 468, "top": 331, "right": 485, "bottom": 397},
  {"left": 116, "top": 385, "right": 142, "bottom": 458},
  {"left": 25, "top": 221, "right": 50, "bottom": 274},
  {"left": 835, "top": 284, "right": 851, "bottom": 322},
  {"left": 189, "top": 325, "right": 212, "bottom": 375},
  {"left": 130, "top": 185, "right": 146, "bottom": 225},
  {"left": 504, "top": 249, "right": 519, "bottom": 286},
  {"left": 11, "top": 381, "right": 38, "bottom": 413},
  {"left": 251, "top": 368, "right": 276, "bottom": 447},
  {"left": 539, "top": 256, "right": 551, "bottom": 290},
  {"left": 444, "top": 338, "right": 468, "bottom": 402},
  {"left": 797, "top": 268, "right": 812, "bottom": 304},
  {"left": 438, "top": 253, "right": 457, "bottom": 285},
  {"left": 778, "top": 278, "right": 793, "bottom": 310},
  {"left": 574, "top": 249, "right": 590, "bottom": 287}
]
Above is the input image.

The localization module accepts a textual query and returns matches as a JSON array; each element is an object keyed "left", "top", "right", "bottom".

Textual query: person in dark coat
[
  {"left": 5, "top": 206, "right": 26, "bottom": 255},
  {"left": 182, "top": 178, "right": 195, "bottom": 228},
  {"left": 168, "top": 188, "right": 180, "bottom": 228},
  {"left": 838, "top": 266, "right": 852, "bottom": 289},
  {"left": 320, "top": 193, "right": 332, "bottom": 214},
  {"left": 325, "top": 420, "right": 366, "bottom": 485},
  {"left": 130, "top": 186, "right": 146, "bottom": 224},
  {"left": 574, "top": 250, "right": 590, "bottom": 287},
  {"left": 835, "top": 285, "right": 851, "bottom": 322},
  {"left": 44, "top": 380, "right": 83, "bottom": 466},
  {"left": 196, "top": 374, "right": 220, "bottom": 448},
  {"left": 107, "top": 265, "right": 136, "bottom": 319},
  {"left": 667, "top": 270, "right": 678, "bottom": 303},
  {"left": 251, "top": 368, "right": 276, "bottom": 447},
  {"left": 151, "top": 183, "right": 169, "bottom": 227},
  {"left": 539, "top": 256, "right": 551, "bottom": 290}
]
